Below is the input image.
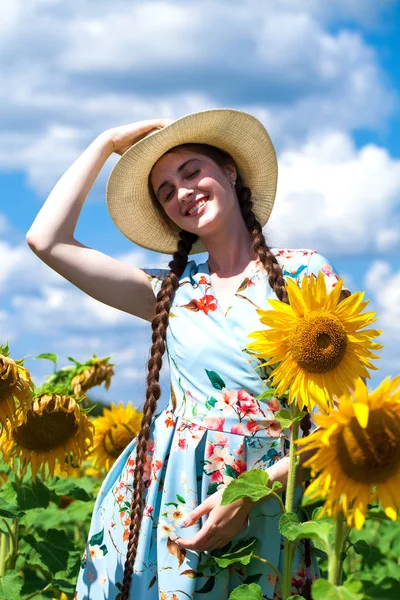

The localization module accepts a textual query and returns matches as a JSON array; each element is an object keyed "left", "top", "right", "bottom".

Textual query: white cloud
[
  {"left": 362, "top": 260, "right": 400, "bottom": 383},
  {"left": 0, "top": 0, "right": 396, "bottom": 194},
  {"left": 364, "top": 260, "right": 400, "bottom": 336},
  {"left": 0, "top": 240, "right": 66, "bottom": 296},
  {"left": 266, "top": 131, "right": 400, "bottom": 256}
]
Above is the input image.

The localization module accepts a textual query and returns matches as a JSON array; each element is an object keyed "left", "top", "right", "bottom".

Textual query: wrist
[
  {"left": 238, "top": 495, "right": 256, "bottom": 512},
  {"left": 94, "top": 131, "right": 115, "bottom": 156}
]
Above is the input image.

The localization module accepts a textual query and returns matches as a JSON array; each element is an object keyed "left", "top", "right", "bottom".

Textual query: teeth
[{"left": 187, "top": 199, "right": 207, "bottom": 215}]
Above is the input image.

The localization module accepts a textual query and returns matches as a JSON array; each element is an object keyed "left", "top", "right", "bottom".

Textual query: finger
[
  {"left": 176, "top": 528, "right": 214, "bottom": 552},
  {"left": 182, "top": 497, "right": 213, "bottom": 528}
]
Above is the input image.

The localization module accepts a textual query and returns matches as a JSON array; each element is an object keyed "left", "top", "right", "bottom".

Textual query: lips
[{"left": 183, "top": 196, "right": 209, "bottom": 216}]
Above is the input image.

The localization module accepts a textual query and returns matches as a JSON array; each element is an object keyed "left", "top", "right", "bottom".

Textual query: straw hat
[{"left": 106, "top": 108, "right": 278, "bottom": 254}]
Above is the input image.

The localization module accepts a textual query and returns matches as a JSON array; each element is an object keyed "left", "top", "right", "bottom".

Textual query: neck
[{"left": 200, "top": 214, "right": 254, "bottom": 276}]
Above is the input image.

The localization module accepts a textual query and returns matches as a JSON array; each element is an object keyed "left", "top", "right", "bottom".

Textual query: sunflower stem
[
  {"left": 5, "top": 518, "right": 19, "bottom": 571},
  {"left": 328, "top": 514, "right": 348, "bottom": 585},
  {"left": 281, "top": 403, "right": 301, "bottom": 599},
  {"left": 0, "top": 531, "right": 8, "bottom": 576},
  {"left": 24, "top": 582, "right": 55, "bottom": 600},
  {"left": 253, "top": 554, "right": 282, "bottom": 582}
]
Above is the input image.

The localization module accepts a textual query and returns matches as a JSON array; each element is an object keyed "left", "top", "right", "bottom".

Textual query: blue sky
[{"left": 1, "top": 0, "right": 399, "bottom": 410}]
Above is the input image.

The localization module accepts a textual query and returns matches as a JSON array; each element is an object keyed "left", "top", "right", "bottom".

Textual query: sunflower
[
  {"left": 0, "top": 348, "right": 34, "bottom": 430},
  {"left": 0, "top": 394, "right": 94, "bottom": 481},
  {"left": 71, "top": 355, "right": 115, "bottom": 399},
  {"left": 89, "top": 402, "right": 143, "bottom": 471},
  {"left": 296, "top": 376, "right": 400, "bottom": 530},
  {"left": 248, "top": 272, "right": 383, "bottom": 411}
]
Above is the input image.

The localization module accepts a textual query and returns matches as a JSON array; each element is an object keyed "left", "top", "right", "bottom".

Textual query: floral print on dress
[{"left": 75, "top": 248, "right": 345, "bottom": 599}]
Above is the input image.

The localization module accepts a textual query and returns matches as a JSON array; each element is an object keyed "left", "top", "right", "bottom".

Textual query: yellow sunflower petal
[
  {"left": 286, "top": 278, "right": 307, "bottom": 317},
  {"left": 90, "top": 402, "right": 143, "bottom": 472},
  {"left": 353, "top": 403, "right": 369, "bottom": 429},
  {"left": 324, "top": 278, "right": 343, "bottom": 311}
]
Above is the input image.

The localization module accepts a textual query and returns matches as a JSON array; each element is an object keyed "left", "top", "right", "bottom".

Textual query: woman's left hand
[{"left": 174, "top": 488, "right": 253, "bottom": 552}]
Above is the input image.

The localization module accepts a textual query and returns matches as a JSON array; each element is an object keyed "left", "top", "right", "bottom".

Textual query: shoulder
[
  {"left": 270, "top": 248, "right": 347, "bottom": 293},
  {"left": 141, "top": 260, "right": 198, "bottom": 297},
  {"left": 269, "top": 248, "right": 315, "bottom": 277}
]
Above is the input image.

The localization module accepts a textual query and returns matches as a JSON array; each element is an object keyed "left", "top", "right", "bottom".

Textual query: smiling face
[{"left": 149, "top": 146, "right": 239, "bottom": 237}]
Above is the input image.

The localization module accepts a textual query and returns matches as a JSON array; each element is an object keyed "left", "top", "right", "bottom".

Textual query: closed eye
[{"left": 164, "top": 170, "right": 200, "bottom": 202}]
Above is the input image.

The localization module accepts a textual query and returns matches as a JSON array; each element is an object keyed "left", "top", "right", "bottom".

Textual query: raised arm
[{"left": 26, "top": 119, "right": 171, "bottom": 322}]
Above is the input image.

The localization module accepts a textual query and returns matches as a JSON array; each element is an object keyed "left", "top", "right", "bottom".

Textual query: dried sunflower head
[
  {"left": 89, "top": 402, "right": 143, "bottom": 472},
  {"left": 71, "top": 356, "right": 115, "bottom": 399},
  {"left": 0, "top": 346, "right": 34, "bottom": 431},
  {"left": 0, "top": 393, "right": 94, "bottom": 481}
]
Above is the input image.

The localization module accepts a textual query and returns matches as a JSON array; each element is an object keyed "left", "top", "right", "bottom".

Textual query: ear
[{"left": 223, "top": 161, "right": 237, "bottom": 184}]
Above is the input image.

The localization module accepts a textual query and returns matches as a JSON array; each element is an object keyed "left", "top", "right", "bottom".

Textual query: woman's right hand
[{"left": 102, "top": 119, "right": 173, "bottom": 156}]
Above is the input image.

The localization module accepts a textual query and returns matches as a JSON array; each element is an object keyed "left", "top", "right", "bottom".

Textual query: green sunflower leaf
[
  {"left": 311, "top": 578, "right": 364, "bottom": 599},
  {"left": 214, "top": 537, "right": 259, "bottom": 568},
  {"left": 22, "top": 528, "right": 74, "bottom": 575},
  {"left": 16, "top": 479, "right": 50, "bottom": 511},
  {"left": 47, "top": 478, "right": 91, "bottom": 502},
  {"left": 255, "top": 388, "right": 277, "bottom": 401},
  {"left": 0, "top": 497, "right": 26, "bottom": 519},
  {"left": 34, "top": 352, "right": 58, "bottom": 364},
  {"left": 279, "top": 513, "right": 333, "bottom": 552},
  {"left": 0, "top": 571, "right": 24, "bottom": 600},
  {"left": 228, "top": 582, "right": 263, "bottom": 600},
  {"left": 221, "top": 469, "right": 274, "bottom": 505}
]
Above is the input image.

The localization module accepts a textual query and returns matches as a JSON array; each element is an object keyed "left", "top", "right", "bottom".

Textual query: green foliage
[
  {"left": 228, "top": 582, "right": 263, "bottom": 600},
  {"left": 279, "top": 512, "right": 335, "bottom": 553},
  {"left": 274, "top": 409, "right": 307, "bottom": 429},
  {"left": 1, "top": 343, "right": 400, "bottom": 599},
  {"left": 21, "top": 528, "right": 74, "bottom": 574},
  {"left": 311, "top": 579, "right": 364, "bottom": 599},
  {"left": 213, "top": 538, "right": 259, "bottom": 568},
  {"left": 0, "top": 498, "right": 25, "bottom": 519},
  {"left": 342, "top": 519, "right": 400, "bottom": 598},
  {"left": 0, "top": 570, "right": 24, "bottom": 600},
  {"left": 0, "top": 455, "right": 100, "bottom": 599},
  {"left": 221, "top": 469, "right": 282, "bottom": 505},
  {"left": 34, "top": 353, "right": 58, "bottom": 365}
]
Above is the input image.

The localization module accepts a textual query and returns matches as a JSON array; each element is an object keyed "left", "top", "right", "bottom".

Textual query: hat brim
[{"left": 106, "top": 108, "right": 278, "bottom": 255}]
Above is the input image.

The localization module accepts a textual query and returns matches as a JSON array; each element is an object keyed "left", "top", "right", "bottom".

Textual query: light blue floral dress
[{"left": 75, "top": 248, "right": 344, "bottom": 600}]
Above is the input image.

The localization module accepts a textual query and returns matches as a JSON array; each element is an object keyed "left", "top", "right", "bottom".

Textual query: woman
[{"left": 26, "top": 109, "right": 348, "bottom": 600}]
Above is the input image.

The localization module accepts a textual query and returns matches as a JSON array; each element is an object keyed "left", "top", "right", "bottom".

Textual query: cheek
[{"left": 160, "top": 200, "right": 185, "bottom": 226}]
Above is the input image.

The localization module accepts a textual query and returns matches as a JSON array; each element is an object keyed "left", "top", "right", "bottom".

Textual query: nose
[{"left": 177, "top": 186, "right": 194, "bottom": 203}]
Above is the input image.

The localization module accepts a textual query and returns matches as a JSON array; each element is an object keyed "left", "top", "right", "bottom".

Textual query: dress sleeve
[
  {"left": 141, "top": 267, "right": 169, "bottom": 298},
  {"left": 306, "top": 250, "right": 350, "bottom": 295}
]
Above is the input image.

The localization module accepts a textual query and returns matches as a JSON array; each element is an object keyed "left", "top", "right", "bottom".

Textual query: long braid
[
  {"left": 236, "top": 174, "right": 313, "bottom": 599},
  {"left": 120, "top": 229, "right": 198, "bottom": 600},
  {"left": 235, "top": 176, "right": 289, "bottom": 304}
]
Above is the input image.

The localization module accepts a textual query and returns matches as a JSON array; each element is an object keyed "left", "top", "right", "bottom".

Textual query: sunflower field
[
  {"left": 0, "top": 344, "right": 144, "bottom": 599},
  {"left": 0, "top": 270, "right": 400, "bottom": 599}
]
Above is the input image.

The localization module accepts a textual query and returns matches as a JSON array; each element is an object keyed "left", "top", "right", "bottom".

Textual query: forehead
[{"left": 150, "top": 148, "right": 211, "bottom": 183}]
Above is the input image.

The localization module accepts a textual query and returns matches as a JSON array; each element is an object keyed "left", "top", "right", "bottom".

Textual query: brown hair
[{"left": 120, "top": 143, "right": 310, "bottom": 599}]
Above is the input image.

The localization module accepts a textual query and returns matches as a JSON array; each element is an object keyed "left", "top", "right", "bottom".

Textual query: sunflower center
[
  {"left": 336, "top": 409, "right": 400, "bottom": 483},
  {"left": 288, "top": 312, "right": 347, "bottom": 373},
  {"left": 103, "top": 423, "right": 135, "bottom": 458},
  {"left": 13, "top": 400, "right": 79, "bottom": 452}
]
